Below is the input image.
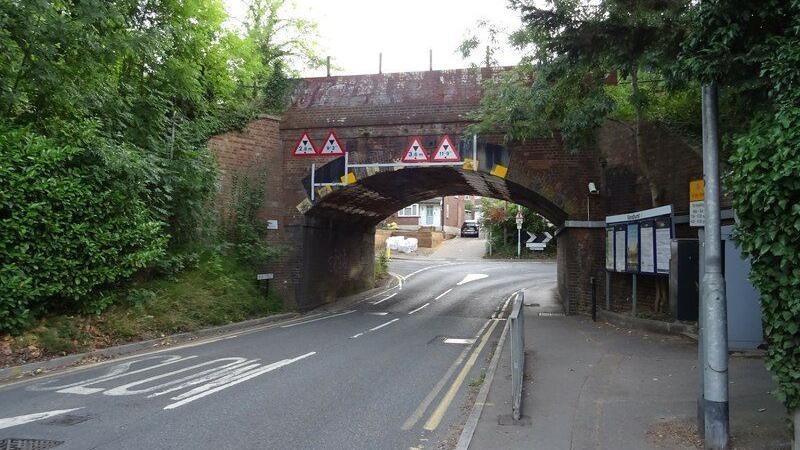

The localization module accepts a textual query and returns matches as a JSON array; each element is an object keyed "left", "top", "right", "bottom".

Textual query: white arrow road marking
[
  {"left": 163, "top": 352, "right": 316, "bottom": 410},
  {"left": 456, "top": 274, "right": 488, "bottom": 285},
  {"left": 0, "top": 408, "right": 83, "bottom": 430},
  {"left": 280, "top": 310, "right": 355, "bottom": 328},
  {"left": 371, "top": 293, "right": 397, "bottom": 305},
  {"left": 434, "top": 288, "right": 453, "bottom": 300}
]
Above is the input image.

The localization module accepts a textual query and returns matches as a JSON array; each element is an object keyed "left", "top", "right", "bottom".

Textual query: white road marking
[
  {"left": 31, "top": 355, "right": 197, "bottom": 394},
  {"left": 434, "top": 288, "right": 453, "bottom": 300},
  {"left": 367, "top": 312, "right": 389, "bottom": 316},
  {"left": 371, "top": 293, "right": 397, "bottom": 305},
  {"left": 163, "top": 352, "right": 316, "bottom": 410},
  {"left": 103, "top": 358, "right": 250, "bottom": 396},
  {"left": 148, "top": 363, "right": 261, "bottom": 398},
  {"left": 0, "top": 408, "right": 83, "bottom": 430},
  {"left": 350, "top": 318, "right": 400, "bottom": 339},
  {"left": 370, "top": 318, "right": 399, "bottom": 331},
  {"left": 456, "top": 274, "right": 489, "bottom": 285},
  {"left": 363, "top": 273, "right": 404, "bottom": 301},
  {"left": 280, "top": 310, "right": 355, "bottom": 328},
  {"left": 408, "top": 303, "right": 430, "bottom": 315},
  {"left": 404, "top": 262, "right": 466, "bottom": 280},
  {"left": 443, "top": 338, "right": 476, "bottom": 345}
]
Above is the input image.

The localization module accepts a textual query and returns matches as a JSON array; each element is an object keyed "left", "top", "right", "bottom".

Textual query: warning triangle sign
[
  {"left": 293, "top": 132, "right": 317, "bottom": 157},
  {"left": 320, "top": 130, "right": 345, "bottom": 156},
  {"left": 431, "top": 135, "right": 460, "bottom": 162},
  {"left": 401, "top": 137, "right": 429, "bottom": 163}
]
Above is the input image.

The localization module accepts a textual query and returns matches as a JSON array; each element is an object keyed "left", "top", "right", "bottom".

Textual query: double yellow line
[{"left": 422, "top": 319, "right": 500, "bottom": 431}]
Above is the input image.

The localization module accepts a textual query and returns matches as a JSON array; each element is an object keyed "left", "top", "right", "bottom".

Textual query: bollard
[{"left": 509, "top": 292, "right": 525, "bottom": 420}]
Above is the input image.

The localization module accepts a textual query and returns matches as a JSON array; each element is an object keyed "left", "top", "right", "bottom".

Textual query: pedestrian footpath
[{"left": 467, "top": 305, "right": 790, "bottom": 449}]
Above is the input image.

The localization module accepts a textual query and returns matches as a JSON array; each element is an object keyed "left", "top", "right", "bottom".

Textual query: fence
[{"left": 509, "top": 291, "right": 525, "bottom": 420}]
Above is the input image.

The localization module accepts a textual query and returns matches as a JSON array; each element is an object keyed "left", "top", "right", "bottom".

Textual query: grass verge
[{"left": 1, "top": 252, "right": 282, "bottom": 368}]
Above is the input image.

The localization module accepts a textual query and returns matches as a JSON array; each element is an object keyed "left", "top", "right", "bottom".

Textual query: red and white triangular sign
[
  {"left": 401, "top": 137, "right": 429, "bottom": 163},
  {"left": 320, "top": 130, "right": 345, "bottom": 156},
  {"left": 292, "top": 132, "right": 317, "bottom": 157},
  {"left": 431, "top": 135, "right": 460, "bottom": 162}
]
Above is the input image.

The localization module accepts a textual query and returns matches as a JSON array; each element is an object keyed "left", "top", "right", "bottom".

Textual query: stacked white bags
[{"left": 386, "top": 236, "right": 418, "bottom": 254}]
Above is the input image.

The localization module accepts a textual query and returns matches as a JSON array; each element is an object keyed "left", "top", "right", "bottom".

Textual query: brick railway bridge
[{"left": 210, "top": 68, "right": 702, "bottom": 314}]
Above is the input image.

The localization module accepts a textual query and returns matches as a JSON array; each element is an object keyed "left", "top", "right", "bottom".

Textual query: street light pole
[{"left": 701, "top": 82, "right": 729, "bottom": 450}]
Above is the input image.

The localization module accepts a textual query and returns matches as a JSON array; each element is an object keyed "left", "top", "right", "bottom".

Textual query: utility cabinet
[
  {"left": 669, "top": 239, "right": 700, "bottom": 321},
  {"left": 721, "top": 226, "right": 764, "bottom": 350}
]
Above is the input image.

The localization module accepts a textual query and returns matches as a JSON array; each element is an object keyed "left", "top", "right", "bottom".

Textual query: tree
[
  {"left": 468, "top": 0, "right": 690, "bottom": 207},
  {"left": 480, "top": 199, "right": 555, "bottom": 256},
  {"left": 464, "top": 0, "right": 692, "bottom": 311},
  {"left": 0, "top": 0, "right": 321, "bottom": 329},
  {"left": 680, "top": 0, "right": 800, "bottom": 435}
]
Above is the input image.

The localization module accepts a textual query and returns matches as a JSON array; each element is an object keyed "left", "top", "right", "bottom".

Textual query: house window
[{"left": 398, "top": 204, "right": 419, "bottom": 217}]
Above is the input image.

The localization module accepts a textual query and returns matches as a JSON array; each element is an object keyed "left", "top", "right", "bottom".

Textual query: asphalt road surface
[{"left": 0, "top": 259, "right": 556, "bottom": 450}]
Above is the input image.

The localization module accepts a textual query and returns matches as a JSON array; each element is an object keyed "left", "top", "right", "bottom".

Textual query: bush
[
  {"left": 0, "top": 126, "right": 167, "bottom": 332},
  {"left": 375, "top": 252, "right": 389, "bottom": 280},
  {"left": 728, "top": 108, "right": 800, "bottom": 412}
]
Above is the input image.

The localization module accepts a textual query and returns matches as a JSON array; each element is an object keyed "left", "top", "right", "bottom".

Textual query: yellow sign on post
[
  {"left": 690, "top": 179, "right": 705, "bottom": 202},
  {"left": 689, "top": 179, "right": 705, "bottom": 227}
]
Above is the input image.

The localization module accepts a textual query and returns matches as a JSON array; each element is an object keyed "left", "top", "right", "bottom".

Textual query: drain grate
[
  {"left": 538, "top": 312, "right": 565, "bottom": 317},
  {"left": 0, "top": 439, "right": 64, "bottom": 450}
]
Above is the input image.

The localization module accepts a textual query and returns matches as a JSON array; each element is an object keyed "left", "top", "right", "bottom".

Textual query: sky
[{"left": 223, "top": 0, "right": 526, "bottom": 77}]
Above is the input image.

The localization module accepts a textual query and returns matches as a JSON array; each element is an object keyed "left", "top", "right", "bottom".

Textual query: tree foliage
[
  {"left": 480, "top": 199, "right": 555, "bottom": 256},
  {"left": 0, "top": 126, "right": 166, "bottom": 330},
  {"left": 683, "top": 0, "right": 800, "bottom": 414},
  {"left": 0, "top": 0, "right": 318, "bottom": 332},
  {"left": 468, "top": 0, "right": 694, "bottom": 206}
]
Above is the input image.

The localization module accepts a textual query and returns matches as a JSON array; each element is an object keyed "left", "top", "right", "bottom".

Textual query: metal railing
[{"left": 509, "top": 291, "right": 525, "bottom": 420}]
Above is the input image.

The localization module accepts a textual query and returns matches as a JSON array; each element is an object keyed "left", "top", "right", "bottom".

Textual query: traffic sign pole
[{"left": 515, "top": 209, "right": 523, "bottom": 258}]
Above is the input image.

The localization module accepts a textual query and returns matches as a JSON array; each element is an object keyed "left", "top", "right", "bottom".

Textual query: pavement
[
  {"left": 468, "top": 286, "right": 791, "bottom": 450},
  {"left": 428, "top": 237, "right": 487, "bottom": 260},
  {"left": 0, "top": 258, "right": 555, "bottom": 449},
  {"left": 393, "top": 237, "right": 487, "bottom": 261}
]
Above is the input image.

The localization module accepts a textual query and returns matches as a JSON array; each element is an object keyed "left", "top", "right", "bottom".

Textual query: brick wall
[
  {"left": 443, "top": 196, "right": 466, "bottom": 229},
  {"left": 207, "top": 68, "right": 704, "bottom": 315}
]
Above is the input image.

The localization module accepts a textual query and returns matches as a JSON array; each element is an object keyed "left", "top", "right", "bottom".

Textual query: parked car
[{"left": 460, "top": 220, "right": 479, "bottom": 238}]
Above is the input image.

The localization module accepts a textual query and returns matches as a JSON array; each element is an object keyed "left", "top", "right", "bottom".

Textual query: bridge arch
[{"left": 307, "top": 166, "right": 568, "bottom": 227}]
